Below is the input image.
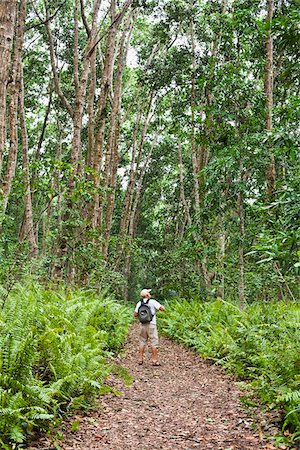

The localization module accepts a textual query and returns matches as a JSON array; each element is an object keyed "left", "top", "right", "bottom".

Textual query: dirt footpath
[{"left": 30, "top": 324, "right": 284, "bottom": 450}]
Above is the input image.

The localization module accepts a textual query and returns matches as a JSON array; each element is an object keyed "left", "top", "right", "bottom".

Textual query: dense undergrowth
[
  {"left": 161, "top": 298, "right": 300, "bottom": 442},
  {"left": 0, "top": 283, "right": 131, "bottom": 448}
]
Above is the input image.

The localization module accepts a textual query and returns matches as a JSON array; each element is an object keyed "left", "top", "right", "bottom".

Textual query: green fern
[
  {"left": 161, "top": 297, "right": 300, "bottom": 438},
  {"left": 0, "top": 282, "right": 131, "bottom": 446}
]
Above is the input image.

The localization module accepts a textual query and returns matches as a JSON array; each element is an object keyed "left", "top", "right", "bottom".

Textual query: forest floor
[{"left": 29, "top": 324, "right": 288, "bottom": 450}]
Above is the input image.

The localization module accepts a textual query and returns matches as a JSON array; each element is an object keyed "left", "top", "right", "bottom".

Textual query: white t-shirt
[{"left": 135, "top": 298, "right": 162, "bottom": 325}]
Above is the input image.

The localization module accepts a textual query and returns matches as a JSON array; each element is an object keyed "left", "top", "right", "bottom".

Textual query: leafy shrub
[
  {"left": 0, "top": 283, "right": 131, "bottom": 447},
  {"left": 161, "top": 298, "right": 300, "bottom": 440}
]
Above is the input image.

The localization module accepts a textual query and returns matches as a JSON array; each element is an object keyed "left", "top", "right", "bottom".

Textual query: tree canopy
[{"left": 0, "top": 0, "right": 299, "bottom": 302}]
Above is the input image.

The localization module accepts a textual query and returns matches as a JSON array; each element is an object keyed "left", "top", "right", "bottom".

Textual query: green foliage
[
  {"left": 161, "top": 298, "right": 300, "bottom": 440},
  {"left": 0, "top": 282, "right": 131, "bottom": 447}
]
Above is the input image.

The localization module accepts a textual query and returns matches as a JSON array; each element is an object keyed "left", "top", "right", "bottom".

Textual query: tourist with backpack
[{"left": 134, "top": 288, "right": 165, "bottom": 366}]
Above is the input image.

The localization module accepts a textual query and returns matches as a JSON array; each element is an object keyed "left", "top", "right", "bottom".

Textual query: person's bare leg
[
  {"left": 151, "top": 347, "right": 158, "bottom": 363},
  {"left": 139, "top": 346, "right": 145, "bottom": 364}
]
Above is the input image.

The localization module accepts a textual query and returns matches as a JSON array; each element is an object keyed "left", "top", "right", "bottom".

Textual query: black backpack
[{"left": 138, "top": 299, "right": 153, "bottom": 323}]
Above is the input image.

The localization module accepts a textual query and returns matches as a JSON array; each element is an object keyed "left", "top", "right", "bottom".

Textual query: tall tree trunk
[
  {"left": 19, "top": 67, "right": 38, "bottom": 257},
  {"left": 46, "top": 0, "right": 102, "bottom": 178},
  {"left": 218, "top": 229, "right": 226, "bottom": 299},
  {"left": 102, "top": 16, "right": 133, "bottom": 259},
  {"left": 45, "top": 0, "right": 73, "bottom": 118},
  {"left": 32, "top": 84, "right": 53, "bottom": 183},
  {"left": 1, "top": 0, "right": 26, "bottom": 214},
  {"left": 71, "top": 0, "right": 102, "bottom": 178},
  {"left": 92, "top": 0, "right": 118, "bottom": 229},
  {"left": 190, "top": 14, "right": 200, "bottom": 213},
  {"left": 87, "top": 50, "right": 97, "bottom": 168},
  {"left": 0, "top": 0, "right": 17, "bottom": 174},
  {"left": 50, "top": 124, "right": 63, "bottom": 277},
  {"left": 178, "top": 142, "right": 192, "bottom": 231},
  {"left": 265, "top": 0, "right": 276, "bottom": 196},
  {"left": 118, "top": 92, "right": 154, "bottom": 241},
  {"left": 45, "top": 0, "right": 102, "bottom": 278},
  {"left": 237, "top": 160, "right": 246, "bottom": 306},
  {"left": 123, "top": 150, "right": 152, "bottom": 299}
]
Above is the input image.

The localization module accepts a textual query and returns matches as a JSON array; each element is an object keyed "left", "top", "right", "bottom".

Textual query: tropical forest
[{"left": 0, "top": 0, "right": 299, "bottom": 448}]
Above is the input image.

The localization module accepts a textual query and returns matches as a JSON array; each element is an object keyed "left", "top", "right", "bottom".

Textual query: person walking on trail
[{"left": 134, "top": 289, "right": 165, "bottom": 366}]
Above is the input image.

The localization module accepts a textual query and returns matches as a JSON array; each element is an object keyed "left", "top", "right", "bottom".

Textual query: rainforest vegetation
[{"left": 0, "top": 0, "right": 299, "bottom": 446}]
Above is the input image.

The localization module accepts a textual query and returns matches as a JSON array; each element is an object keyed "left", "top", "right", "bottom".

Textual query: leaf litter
[{"left": 29, "top": 324, "right": 291, "bottom": 450}]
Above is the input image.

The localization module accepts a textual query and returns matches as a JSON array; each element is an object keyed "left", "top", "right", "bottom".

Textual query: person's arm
[
  {"left": 134, "top": 302, "right": 141, "bottom": 317},
  {"left": 152, "top": 300, "right": 165, "bottom": 312}
]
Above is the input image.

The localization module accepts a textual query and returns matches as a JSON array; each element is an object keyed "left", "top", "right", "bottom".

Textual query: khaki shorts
[{"left": 139, "top": 323, "right": 159, "bottom": 349}]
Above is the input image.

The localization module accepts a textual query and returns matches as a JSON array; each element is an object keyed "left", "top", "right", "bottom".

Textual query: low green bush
[
  {"left": 0, "top": 283, "right": 131, "bottom": 448},
  {"left": 161, "top": 298, "right": 300, "bottom": 441}
]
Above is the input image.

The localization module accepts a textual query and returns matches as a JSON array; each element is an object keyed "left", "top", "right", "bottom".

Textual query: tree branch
[
  {"left": 44, "top": 0, "right": 74, "bottom": 117},
  {"left": 80, "top": 0, "right": 91, "bottom": 37},
  {"left": 87, "top": 0, "right": 133, "bottom": 58},
  {"left": 27, "top": 1, "right": 66, "bottom": 30}
]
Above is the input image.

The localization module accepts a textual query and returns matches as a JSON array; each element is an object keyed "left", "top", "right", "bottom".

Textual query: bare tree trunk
[
  {"left": 32, "top": 84, "right": 53, "bottom": 184},
  {"left": 46, "top": 0, "right": 102, "bottom": 178},
  {"left": 0, "top": 0, "right": 17, "bottom": 174},
  {"left": 45, "top": 0, "right": 102, "bottom": 278},
  {"left": 118, "top": 108, "right": 143, "bottom": 238},
  {"left": 217, "top": 228, "right": 226, "bottom": 299},
  {"left": 190, "top": 15, "right": 200, "bottom": 213},
  {"left": 201, "top": 255, "right": 215, "bottom": 289},
  {"left": 19, "top": 67, "right": 38, "bottom": 257},
  {"left": 92, "top": 0, "right": 118, "bottom": 228},
  {"left": 265, "top": 0, "right": 276, "bottom": 195},
  {"left": 237, "top": 160, "right": 246, "bottom": 306},
  {"left": 102, "top": 16, "right": 133, "bottom": 258},
  {"left": 123, "top": 151, "right": 152, "bottom": 300},
  {"left": 87, "top": 49, "right": 97, "bottom": 168},
  {"left": 50, "top": 125, "right": 63, "bottom": 277},
  {"left": 45, "top": 0, "right": 73, "bottom": 118},
  {"left": 119, "top": 92, "right": 154, "bottom": 241},
  {"left": 72, "top": 0, "right": 102, "bottom": 178},
  {"left": 237, "top": 192, "right": 245, "bottom": 305},
  {"left": 178, "top": 142, "right": 192, "bottom": 230},
  {"left": 1, "top": 0, "right": 26, "bottom": 214}
]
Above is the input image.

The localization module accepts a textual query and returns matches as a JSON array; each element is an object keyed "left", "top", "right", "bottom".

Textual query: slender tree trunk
[
  {"left": 1, "top": 0, "right": 26, "bottom": 214},
  {"left": 178, "top": 142, "right": 192, "bottom": 229},
  {"left": 19, "top": 67, "right": 38, "bottom": 257},
  {"left": 45, "top": 0, "right": 102, "bottom": 278},
  {"left": 118, "top": 108, "right": 143, "bottom": 238},
  {"left": 201, "top": 255, "right": 215, "bottom": 289},
  {"left": 102, "top": 17, "right": 133, "bottom": 258},
  {"left": 72, "top": 0, "right": 102, "bottom": 178},
  {"left": 0, "top": 0, "right": 17, "bottom": 174},
  {"left": 50, "top": 125, "right": 63, "bottom": 278},
  {"left": 190, "top": 15, "right": 200, "bottom": 213},
  {"left": 217, "top": 229, "right": 226, "bottom": 299},
  {"left": 237, "top": 192, "right": 245, "bottom": 305},
  {"left": 217, "top": 193, "right": 226, "bottom": 301},
  {"left": 45, "top": 0, "right": 73, "bottom": 118},
  {"left": 119, "top": 92, "right": 154, "bottom": 240},
  {"left": 123, "top": 152, "right": 152, "bottom": 300},
  {"left": 265, "top": 0, "right": 276, "bottom": 195},
  {"left": 46, "top": 0, "right": 102, "bottom": 177},
  {"left": 92, "top": 0, "right": 118, "bottom": 229},
  {"left": 87, "top": 50, "right": 97, "bottom": 168},
  {"left": 32, "top": 84, "right": 53, "bottom": 184},
  {"left": 237, "top": 159, "right": 246, "bottom": 306}
]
